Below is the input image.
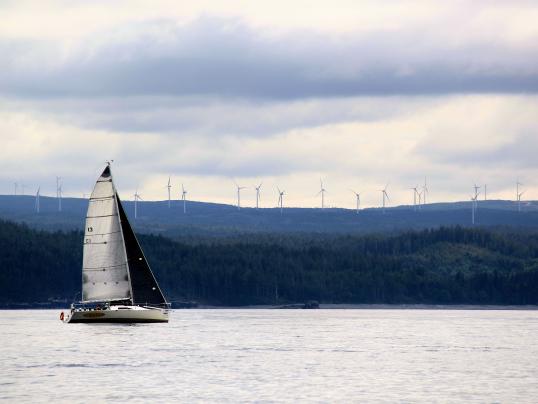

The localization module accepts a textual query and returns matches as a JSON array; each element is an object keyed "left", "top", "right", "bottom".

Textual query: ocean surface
[{"left": 1, "top": 309, "right": 537, "bottom": 403}]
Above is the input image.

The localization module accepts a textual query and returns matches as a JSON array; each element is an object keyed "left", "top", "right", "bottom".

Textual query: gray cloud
[
  {"left": 6, "top": 96, "right": 432, "bottom": 136},
  {"left": 1, "top": 16, "right": 537, "bottom": 100},
  {"left": 421, "top": 132, "right": 538, "bottom": 170}
]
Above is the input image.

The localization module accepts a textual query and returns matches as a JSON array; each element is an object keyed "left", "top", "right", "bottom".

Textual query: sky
[{"left": 1, "top": 0, "right": 537, "bottom": 208}]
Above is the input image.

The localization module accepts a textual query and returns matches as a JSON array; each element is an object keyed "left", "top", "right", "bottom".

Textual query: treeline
[{"left": 1, "top": 219, "right": 538, "bottom": 305}]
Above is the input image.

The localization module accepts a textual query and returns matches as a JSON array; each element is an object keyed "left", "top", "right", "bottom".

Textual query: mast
[{"left": 111, "top": 165, "right": 134, "bottom": 304}]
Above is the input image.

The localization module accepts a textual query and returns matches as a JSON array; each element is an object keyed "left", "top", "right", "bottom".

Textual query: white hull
[{"left": 62, "top": 305, "right": 169, "bottom": 323}]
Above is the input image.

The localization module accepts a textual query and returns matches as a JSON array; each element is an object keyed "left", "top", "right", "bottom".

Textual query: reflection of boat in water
[{"left": 62, "top": 163, "right": 169, "bottom": 323}]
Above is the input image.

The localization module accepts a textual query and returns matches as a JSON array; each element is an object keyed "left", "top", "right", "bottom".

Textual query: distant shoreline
[
  {"left": 3, "top": 304, "right": 537, "bottom": 310},
  {"left": 320, "top": 304, "right": 538, "bottom": 310},
  {"left": 242, "top": 304, "right": 538, "bottom": 310}
]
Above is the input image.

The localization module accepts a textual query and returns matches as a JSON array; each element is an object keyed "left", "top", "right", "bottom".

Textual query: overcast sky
[{"left": 1, "top": 0, "right": 537, "bottom": 208}]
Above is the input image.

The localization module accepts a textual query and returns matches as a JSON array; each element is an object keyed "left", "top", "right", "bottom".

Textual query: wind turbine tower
[
  {"left": 473, "top": 184, "right": 481, "bottom": 210},
  {"left": 277, "top": 187, "right": 285, "bottom": 214},
  {"left": 255, "top": 182, "right": 263, "bottom": 209},
  {"left": 422, "top": 177, "right": 428, "bottom": 206},
  {"left": 411, "top": 186, "right": 420, "bottom": 211},
  {"left": 235, "top": 181, "right": 245, "bottom": 210},
  {"left": 181, "top": 184, "right": 187, "bottom": 214},
  {"left": 35, "top": 187, "right": 40, "bottom": 213},
  {"left": 56, "top": 176, "right": 63, "bottom": 212},
  {"left": 484, "top": 184, "right": 487, "bottom": 201},
  {"left": 516, "top": 180, "right": 524, "bottom": 212},
  {"left": 381, "top": 183, "right": 390, "bottom": 214},
  {"left": 166, "top": 177, "right": 171, "bottom": 208},
  {"left": 14, "top": 182, "right": 18, "bottom": 196},
  {"left": 518, "top": 190, "right": 525, "bottom": 212},
  {"left": 473, "top": 184, "right": 481, "bottom": 199},
  {"left": 317, "top": 179, "right": 327, "bottom": 209},
  {"left": 351, "top": 190, "right": 361, "bottom": 214},
  {"left": 134, "top": 189, "right": 142, "bottom": 219},
  {"left": 471, "top": 185, "right": 480, "bottom": 224}
]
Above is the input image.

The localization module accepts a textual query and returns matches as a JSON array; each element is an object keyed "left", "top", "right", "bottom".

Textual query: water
[{"left": 1, "top": 309, "right": 537, "bottom": 403}]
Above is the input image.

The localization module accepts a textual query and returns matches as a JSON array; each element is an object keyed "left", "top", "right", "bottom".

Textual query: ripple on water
[{"left": 0, "top": 309, "right": 537, "bottom": 403}]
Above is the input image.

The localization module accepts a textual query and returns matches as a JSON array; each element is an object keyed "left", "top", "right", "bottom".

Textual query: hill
[
  {"left": 1, "top": 195, "right": 538, "bottom": 238},
  {"left": 1, "top": 219, "right": 537, "bottom": 306}
]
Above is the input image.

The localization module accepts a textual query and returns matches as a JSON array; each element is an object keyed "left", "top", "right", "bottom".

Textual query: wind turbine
[
  {"left": 180, "top": 184, "right": 187, "bottom": 214},
  {"left": 277, "top": 187, "right": 285, "bottom": 214},
  {"left": 470, "top": 186, "right": 480, "bottom": 225},
  {"left": 518, "top": 189, "right": 525, "bottom": 212},
  {"left": 35, "top": 187, "right": 40, "bottom": 213},
  {"left": 21, "top": 183, "right": 26, "bottom": 196},
  {"left": 234, "top": 181, "right": 245, "bottom": 210},
  {"left": 516, "top": 180, "right": 524, "bottom": 212},
  {"left": 255, "top": 182, "right": 263, "bottom": 209},
  {"left": 350, "top": 190, "right": 362, "bottom": 214},
  {"left": 473, "top": 184, "right": 481, "bottom": 207},
  {"left": 166, "top": 177, "right": 172, "bottom": 208},
  {"left": 380, "top": 183, "right": 390, "bottom": 213},
  {"left": 484, "top": 184, "right": 487, "bottom": 201},
  {"left": 410, "top": 186, "right": 420, "bottom": 211},
  {"left": 14, "top": 182, "right": 18, "bottom": 196},
  {"left": 56, "top": 176, "right": 62, "bottom": 212},
  {"left": 134, "top": 188, "right": 142, "bottom": 219},
  {"left": 317, "top": 179, "right": 327, "bottom": 209},
  {"left": 422, "top": 177, "right": 428, "bottom": 206}
]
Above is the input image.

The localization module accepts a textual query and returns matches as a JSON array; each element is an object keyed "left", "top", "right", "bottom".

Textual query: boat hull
[{"left": 63, "top": 305, "right": 169, "bottom": 323}]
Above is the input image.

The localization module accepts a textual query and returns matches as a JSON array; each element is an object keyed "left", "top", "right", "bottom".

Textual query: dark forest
[{"left": 1, "top": 219, "right": 537, "bottom": 306}]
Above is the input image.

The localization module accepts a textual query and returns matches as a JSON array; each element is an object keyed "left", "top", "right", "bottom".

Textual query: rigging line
[
  {"left": 85, "top": 230, "right": 122, "bottom": 237},
  {"left": 83, "top": 264, "right": 127, "bottom": 270},
  {"left": 86, "top": 214, "right": 117, "bottom": 218},
  {"left": 83, "top": 241, "right": 110, "bottom": 245},
  {"left": 89, "top": 196, "right": 115, "bottom": 201}
]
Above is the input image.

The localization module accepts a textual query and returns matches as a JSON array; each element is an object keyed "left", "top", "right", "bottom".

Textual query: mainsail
[{"left": 82, "top": 166, "right": 131, "bottom": 302}]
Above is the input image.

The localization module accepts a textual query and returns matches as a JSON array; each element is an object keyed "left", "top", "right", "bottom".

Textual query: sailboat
[{"left": 62, "top": 163, "right": 169, "bottom": 323}]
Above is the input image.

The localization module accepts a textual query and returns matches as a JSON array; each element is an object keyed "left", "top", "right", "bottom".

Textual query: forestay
[{"left": 82, "top": 166, "right": 131, "bottom": 302}]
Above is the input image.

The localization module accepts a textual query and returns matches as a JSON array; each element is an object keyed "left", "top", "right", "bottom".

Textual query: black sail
[{"left": 116, "top": 194, "right": 167, "bottom": 305}]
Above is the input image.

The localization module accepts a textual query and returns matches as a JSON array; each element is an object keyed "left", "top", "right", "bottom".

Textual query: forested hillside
[{"left": 1, "top": 219, "right": 537, "bottom": 306}]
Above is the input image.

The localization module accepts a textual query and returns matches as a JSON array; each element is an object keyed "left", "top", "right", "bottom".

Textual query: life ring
[{"left": 60, "top": 312, "right": 65, "bottom": 321}]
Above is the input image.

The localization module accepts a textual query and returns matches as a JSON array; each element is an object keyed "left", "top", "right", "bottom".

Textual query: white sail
[{"left": 82, "top": 166, "right": 131, "bottom": 302}]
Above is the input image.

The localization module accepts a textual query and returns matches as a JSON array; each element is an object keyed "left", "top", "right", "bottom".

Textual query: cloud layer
[{"left": 2, "top": 15, "right": 538, "bottom": 99}]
